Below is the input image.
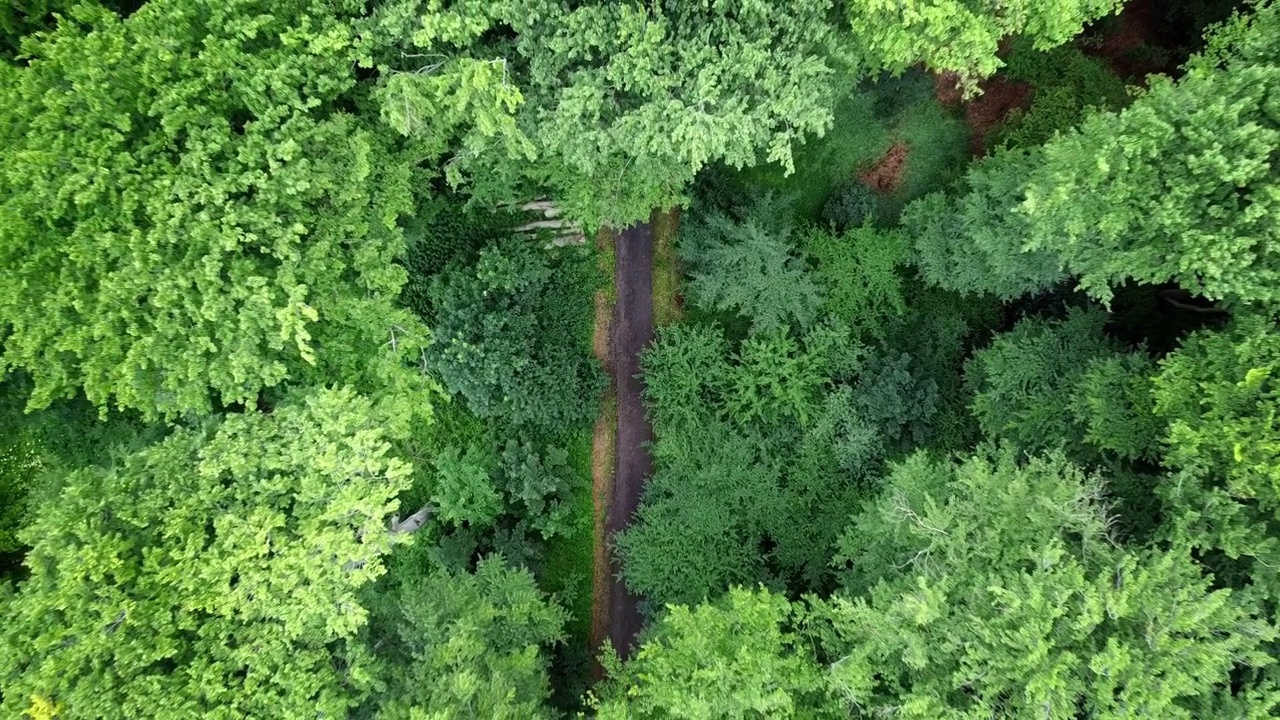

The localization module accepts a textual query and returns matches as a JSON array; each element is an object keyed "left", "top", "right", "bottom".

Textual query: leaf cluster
[
  {"left": 0, "top": 388, "right": 412, "bottom": 719},
  {"left": 0, "top": 0, "right": 421, "bottom": 419},
  {"left": 424, "top": 237, "right": 604, "bottom": 436}
]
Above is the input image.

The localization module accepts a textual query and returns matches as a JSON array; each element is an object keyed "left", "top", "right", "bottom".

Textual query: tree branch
[{"left": 390, "top": 503, "right": 436, "bottom": 534}]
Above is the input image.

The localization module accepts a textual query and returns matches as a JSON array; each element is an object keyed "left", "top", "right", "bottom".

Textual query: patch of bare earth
[
  {"left": 934, "top": 70, "right": 965, "bottom": 108},
  {"left": 963, "top": 77, "right": 1032, "bottom": 155},
  {"left": 589, "top": 227, "right": 617, "bottom": 679},
  {"left": 859, "top": 141, "right": 911, "bottom": 194},
  {"left": 1084, "top": 0, "right": 1169, "bottom": 83}
]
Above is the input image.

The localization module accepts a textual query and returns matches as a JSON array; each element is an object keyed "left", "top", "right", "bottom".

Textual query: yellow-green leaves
[
  {"left": 0, "top": 388, "right": 412, "bottom": 719},
  {"left": 846, "top": 0, "right": 1123, "bottom": 87},
  {"left": 1021, "top": 3, "right": 1280, "bottom": 306},
  {"left": 1154, "top": 314, "right": 1280, "bottom": 511},
  {"left": 592, "top": 587, "right": 827, "bottom": 719},
  {"left": 0, "top": 0, "right": 416, "bottom": 420}
]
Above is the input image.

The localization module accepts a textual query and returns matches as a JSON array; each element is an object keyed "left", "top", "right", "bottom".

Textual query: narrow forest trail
[
  {"left": 589, "top": 219, "right": 657, "bottom": 666},
  {"left": 589, "top": 208, "right": 682, "bottom": 670}
]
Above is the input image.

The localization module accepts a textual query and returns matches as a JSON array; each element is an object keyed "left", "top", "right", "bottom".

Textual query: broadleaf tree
[
  {"left": 373, "top": 0, "right": 1123, "bottom": 228},
  {"left": 0, "top": 0, "right": 429, "bottom": 420},
  {"left": 0, "top": 388, "right": 414, "bottom": 719},
  {"left": 1021, "top": 0, "right": 1280, "bottom": 305},
  {"left": 591, "top": 587, "right": 830, "bottom": 720}
]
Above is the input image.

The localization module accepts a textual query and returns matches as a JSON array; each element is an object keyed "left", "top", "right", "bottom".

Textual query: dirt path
[
  {"left": 589, "top": 229, "right": 617, "bottom": 674},
  {"left": 588, "top": 220, "right": 655, "bottom": 664}
]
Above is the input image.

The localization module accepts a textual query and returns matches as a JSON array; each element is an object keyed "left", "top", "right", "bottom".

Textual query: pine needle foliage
[
  {"left": 680, "top": 195, "right": 825, "bottom": 334},
  {"left": 424, "top": 237, "right": 604, "bottom": 435},
  {"left": 815, "top": 448, "right": 1277, "bottom": 718},
  {"left": 966, "top": 308, "right": 1122, "bottom": 457},
  {"left": 805, "top": 224, "right": 910, "bottom": 342},
  {"left": 904, "top": 148, "right": 1066, "bottom": 300}
]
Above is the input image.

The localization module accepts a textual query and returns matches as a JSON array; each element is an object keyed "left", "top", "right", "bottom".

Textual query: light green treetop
[
  {"left": 815, "top": 449, "right": 1277, "bottom": 718},
  {"left": 845, "top": 0, "right": 1124, "bottom": 86},
  {"left": 591, "top": 586, "right": 831, "bottom": 720},
  {"left": 370, "top": 557, "right": 567, "bottom": 720},
  {"left": 0, "top": 0, "right": 425, "bottom": 420},
  {"left": 376, "top": 0, "right": 847, "bottom": 229},
  {"left": 0, "top": 388, "right": 413, "bottom": 719},
  {"left": 1021, "top": 0, "right": 1280, "bottom": 305},
  {"left": 376, "top": 0, "right": 1123, "bottom": 229}
]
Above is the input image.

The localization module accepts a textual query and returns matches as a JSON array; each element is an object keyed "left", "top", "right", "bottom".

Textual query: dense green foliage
[
  {"left": 820, "top": 179, "right": 878, "bottom": 231},
  {"left": 592, "top": 587, "right": 828, "bottom": 718},
  {"left": 424, "top": 238, "right": 603, "bottom": 435},
  {"left": 373, "top": 0, "right": 850, "bottom": 228},
  {"left": 3, "top": 0, "right": 1278, "bottom": 716},
  {"left": 994, "top": 37, "right": 1131, "bottom": 149},
  {"left": 0, "top": 389, "right": 412, "bottom": 718},
  {"left": 680, "top": 197, "right": 825, "bottom": 333},
  {"left": 814, "top": 449, "right": 1276, "bottom": 717},
  {"left": 367, "top": 557, "right": 567, "bottom": 719},
  {"left": 1021, "top": 7, "right": 1280, "bottom": 305},
  {"left": 804, "top": 224, "right": 910, "bottom": 341},
  {"left": 618, "top": 318, "right": 948, "bottom": 604},
  {"left": 966, "top": 308, "right": 1125, "bottom": 457},
  {"left": 904, "top": 147, "right": 1066, "bottom": 300},
  {"left": 846, "top": 0, "right": 1125, "bottom": 84},
  {"left": 0, "top": 0, "right": 428, "bottom": 420}
]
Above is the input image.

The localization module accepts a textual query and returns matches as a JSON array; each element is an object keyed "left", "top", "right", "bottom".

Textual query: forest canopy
[{"left": 3, "top": 0, "right": 1279, "bottom": 718}]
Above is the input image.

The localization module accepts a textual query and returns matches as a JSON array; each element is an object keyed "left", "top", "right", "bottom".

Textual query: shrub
[
  {"left": 805, "top": 225, "right": 909, "bottom": 341},
  {"left": 821, "top": 180, "right": 877, "bottom": 231},
  {"left": 424, "top": 238, "right": 604, "bottom": 435},
  {"left": 680, "top": 195, "right": 825, "bottom": 333}
]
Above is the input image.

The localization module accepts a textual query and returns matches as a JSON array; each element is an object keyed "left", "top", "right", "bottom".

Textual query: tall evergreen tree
[{"left": 812, "top": 449, "right": 1278, "bottom": 718}]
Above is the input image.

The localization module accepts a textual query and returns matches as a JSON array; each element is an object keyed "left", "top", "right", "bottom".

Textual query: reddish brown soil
[
  {"left": 859, "top": 141, "right": 911, "bottom": 194},
  {"left": 1084, "top": 0, "right": 1170, "bottom": 83},
  {"left": 964, "top": 77, "right": 1033, "bottom": 155},
  {"left": 934, "top": 71, "right": 964, "bottom": 108},
  {"left": 933, "top": 66, "right": 1033, "bottom": 157}
]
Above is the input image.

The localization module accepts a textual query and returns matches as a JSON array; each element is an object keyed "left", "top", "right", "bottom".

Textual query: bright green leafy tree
[
  {"left": 375, "top": 0, "right": 849, "bottom": 228},
  {"left": 1151, "top": 313, "right": 1280, "bottom": 601},
  {"left": 0, "top": 0, "right": 426, "bottom": 420},
  {"left": 845, "top": 0, "right": 1124, "bottom": 85},
  {"left": 0, "top": 388, "right": 413, "bottom": 719},
  {"left": 368, "top": 557, "right": 567, "bottom": 720},
  {"left": 591, "top": 587, "right": 830, "bottom": 719},
  {"left": 374, "top": 0, "right": 1122, "bottom": 228},
  {"left": 1021, "top": 1, "right": 1280, "bottom": 305}
]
